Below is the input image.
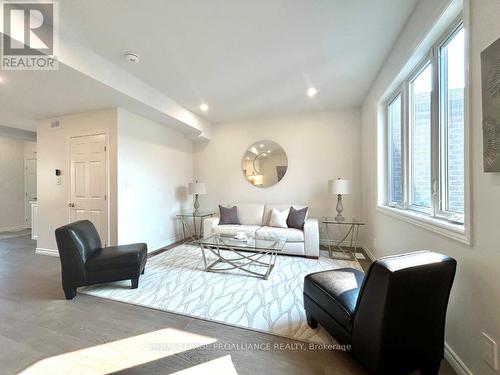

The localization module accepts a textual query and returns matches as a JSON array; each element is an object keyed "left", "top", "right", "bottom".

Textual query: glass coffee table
[{"left": 195, "top": 235, "right": 286, "bottom": 280}]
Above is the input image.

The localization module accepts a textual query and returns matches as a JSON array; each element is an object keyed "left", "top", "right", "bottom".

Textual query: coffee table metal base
[{"left": 199, "top": 243, "right": 278, "bottom": 280}]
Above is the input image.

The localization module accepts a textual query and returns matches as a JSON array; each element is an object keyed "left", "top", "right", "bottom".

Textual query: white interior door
[
  {"left": 24, "top": 158, "right": 37, "bottom": 227},
  {"left": 69, "top": 134, "right": 108, "bottom": 245}
]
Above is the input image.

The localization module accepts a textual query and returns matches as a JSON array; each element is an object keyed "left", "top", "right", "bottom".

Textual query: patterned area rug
[{"left": 81, "top": 244, "right": 362, "bottom": 344}]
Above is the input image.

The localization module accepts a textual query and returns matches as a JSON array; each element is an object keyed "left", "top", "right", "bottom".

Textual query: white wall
[
  {"left": 24, "top": 141, "right": 37, "bottom": 160},
  {"left": 117, "top": 108, "right": 193, "bottom": 252},
  {"left": 361, "top": 0, "right": 500, "bottom": 373},
  {"left": 194, "top": 109, "right": 361, "bottom": 222},
  {"left": 37, "top": 109, "right": 117, "bottom": 253},
  {"left": 0, "top": 136, "right": 28, "bottom": 230}
]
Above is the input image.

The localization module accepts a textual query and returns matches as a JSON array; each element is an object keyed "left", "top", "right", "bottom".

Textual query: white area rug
[{"left": 81, "top": 244, "right": 361, "bottom": 344}]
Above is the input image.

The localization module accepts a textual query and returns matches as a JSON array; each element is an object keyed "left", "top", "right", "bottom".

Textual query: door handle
[{"left": 68, "top": 203, "right": 75, "bottom": 208}]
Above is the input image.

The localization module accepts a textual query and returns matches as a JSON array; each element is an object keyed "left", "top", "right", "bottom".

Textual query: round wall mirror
[{"left": 242, "top": 140, "right": 288, "bottom": 188}]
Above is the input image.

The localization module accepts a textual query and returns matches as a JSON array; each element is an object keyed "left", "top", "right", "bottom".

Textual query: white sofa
[{"left": 203, "top": 203, "right": 320, "bottom": 258}]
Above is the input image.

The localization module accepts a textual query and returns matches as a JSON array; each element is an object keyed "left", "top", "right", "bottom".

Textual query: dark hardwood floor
[{"left": 0, "top": 236, "right": 455, "bottom": 374}]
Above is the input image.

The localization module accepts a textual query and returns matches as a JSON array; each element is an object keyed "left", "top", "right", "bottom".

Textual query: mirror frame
[{"left": 241, "top": 140, "right": 288, "bottom": 188}]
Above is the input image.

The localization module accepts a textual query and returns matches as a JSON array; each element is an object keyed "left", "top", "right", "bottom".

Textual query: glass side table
[
  {"left": 176, "top": 211, "right": 216, "bottom": 242},
  {"left": 322, "top": 217, "right": 365, "bottom": 260}
]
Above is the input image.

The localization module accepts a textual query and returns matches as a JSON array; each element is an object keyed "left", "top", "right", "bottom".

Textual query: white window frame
[
  {"left": 407, "top": 58, "right": 433, "bottom": 215},
  {"left": 387, "top": 91, "right": 403, "bottom": 208},
  {"left": 436, "top": 21, "right": 466, "bottom": 223},
  {"left": 379, "top": 17, "right": 470, "bottom": 245}
]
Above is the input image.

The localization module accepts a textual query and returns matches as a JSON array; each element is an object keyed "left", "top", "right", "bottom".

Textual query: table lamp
[
  {"left": 328, "top": 178, "right": 351, "bottom": 221},
  {"left": 188, "top": 181, "right": 206, "bottom": 213}
]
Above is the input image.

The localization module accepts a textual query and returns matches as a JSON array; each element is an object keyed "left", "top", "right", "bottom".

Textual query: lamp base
[
  {"left": 194, "top": 194, "right": 200, "bottom": 213},
  {"left": 335, "top": 194, "right": 344, "bottom": 221}
]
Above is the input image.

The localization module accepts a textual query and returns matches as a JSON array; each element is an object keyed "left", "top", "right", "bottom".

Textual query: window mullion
[
  {"left": 402, "top": 82, "right": 410, "bottom": 209},
  {"left": 431, "top": 46, "right": 440, "bottom": 218}
]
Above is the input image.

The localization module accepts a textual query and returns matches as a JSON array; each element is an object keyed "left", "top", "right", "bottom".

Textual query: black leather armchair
[
  {"left": 304, "top": 251, "right": 456, "bottom": 375},
  {"left": 55, "top": 220, "right": 147, "bottom": 300}
]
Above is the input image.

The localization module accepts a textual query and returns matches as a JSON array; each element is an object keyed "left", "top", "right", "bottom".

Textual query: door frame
[
  {"left": 24, "top": 158, "right": 37, "bottom": 228},
  {"left": 67, "top": 129, "right": 110, "bottom": 246}
]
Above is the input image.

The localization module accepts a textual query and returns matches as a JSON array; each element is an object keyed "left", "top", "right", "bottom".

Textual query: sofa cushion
[
  {"left": 268, "top": 208, "right": 290, "bottom": 228},
  {"left": 287, "top": 206, "right": 309, "bottom": 229},
  {"left": 213, "top": 225, "right": 260, "bottom": 237},
  {"left": 86, "top": 243, "right": 147, "bottom": 272},
  {"left": 219, "top": 205, "right": 240, "bottom": 225},
  {"left": 226, "top": 203, "right": 264, "bottom": 225},
  {"left": 256, "top": 226, "right": 304, "bottom": 242},
  {"left": 303, "top": 268, "right": 364, "bottom": 329},
  {"left": 264, "top": 204, "right": 308, "bottom": 226}
]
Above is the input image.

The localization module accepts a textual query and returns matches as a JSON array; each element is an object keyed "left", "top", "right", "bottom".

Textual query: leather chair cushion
[
  {"left": 304, "top": 268, "right": 365, "bottom": 329},
  {"left": 86, "top": 243, "right": 147, "bottom": 272}
]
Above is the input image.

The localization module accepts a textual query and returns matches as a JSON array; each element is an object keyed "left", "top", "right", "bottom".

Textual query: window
[
  {"left": 439, "top": 27, "right": 465, "bottom": 217},
  {"left": 385, "top": 21, "right": 465, "bottom": 226},
  {"left": 409, "top": 63, "right": 432, "bottom": 211}
]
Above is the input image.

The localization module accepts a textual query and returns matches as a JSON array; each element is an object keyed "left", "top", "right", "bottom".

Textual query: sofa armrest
[
  {"left": 203, "top": 216, "right": 219, "bottom": 238},
  {"left": 303, "top": 218, "right": 320, "bottom": 258}
]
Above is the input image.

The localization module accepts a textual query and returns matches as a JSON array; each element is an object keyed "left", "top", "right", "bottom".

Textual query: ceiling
[
  {"left": 60, "top": 0, "right": 417, "bottom": 123},
  {"left": 0, "top": 64, "right": 188, "bottom": 132},
  {"left": 0, "top": 0, "right": 417, "bottom": 131}
]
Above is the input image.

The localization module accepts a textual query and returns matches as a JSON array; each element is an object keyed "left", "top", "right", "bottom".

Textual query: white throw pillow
[{"left": 268, "top": 208, "right": 289, "bottom": 228}]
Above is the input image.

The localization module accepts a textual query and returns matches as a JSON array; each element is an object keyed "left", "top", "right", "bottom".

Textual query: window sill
[{"left": 376, "top": 205, "right": 470, "bottom": 245}]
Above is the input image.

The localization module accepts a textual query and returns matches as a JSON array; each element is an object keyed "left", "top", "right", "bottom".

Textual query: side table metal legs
[
  {"left": 179, "top": 216, "right": 199, "bottom": 242},
  {"left": 177, "top": 213, "right": 215, "bottom": 243},
  {"left": 324, "top": 223, "right": 359, "bottom": 261}
]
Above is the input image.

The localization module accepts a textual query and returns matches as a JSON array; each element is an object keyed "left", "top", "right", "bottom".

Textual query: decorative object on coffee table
[
  {"left": 322, "top": 217, "right": 365, "bottom": 260},
  {"left": 328, "top": 178, "right": 351, "bottom": 221},
  {"left": 188, "top": 181, "right": 206, "bottom": 213}
]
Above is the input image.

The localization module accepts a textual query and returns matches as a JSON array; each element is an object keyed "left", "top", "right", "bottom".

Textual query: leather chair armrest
[
  {"left": 303, "top": 218, "right": 320, "bottom": 257},
  {"left": 203, "top": 216, "right": 219, "bottom": 238}
]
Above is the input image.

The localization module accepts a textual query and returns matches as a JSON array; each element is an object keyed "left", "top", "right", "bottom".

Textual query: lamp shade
[
  {"left": 188, "top": 182, "right": 206, "bottom": 195},
  {"left": 328, "top": 178, "right": 351, "bottom": 195}
]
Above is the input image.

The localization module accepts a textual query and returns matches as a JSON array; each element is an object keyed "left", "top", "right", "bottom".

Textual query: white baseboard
[
  {"left": 320, "top": 239, "right": 376, "bottom": 261},
  {"left": 35, "top": 235, "right": 180, "bottom": 257},
  {"left": 150, "top": 235, "right": 180, "bottom": 252},
  {"left": 360, "top": 242, "right": 376, "bottom": 261},
  {"left": 319, "top": 239, "right": 365, "bottom": 248},
  {"left": 0, "top": 225, "right": 27, "bottom": 232},
  {"left": 35, "top": 247, "right": 59, "bottom": 257},
  {"left": 444, "top": 342, "right": 473, "bottom": 375}
]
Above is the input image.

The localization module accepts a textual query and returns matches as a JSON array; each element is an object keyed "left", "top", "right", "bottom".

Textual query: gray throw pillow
[
  {"left": 219, "top": 205, "right": 240, "bottom": 225},
  {"left": 287, "top": 206, "right": 308, "bottom": 229}
]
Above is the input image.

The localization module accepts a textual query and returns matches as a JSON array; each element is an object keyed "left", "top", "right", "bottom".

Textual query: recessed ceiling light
[
  {"left": 267, "top": 150, "right": 271, "bottom": 153},
  {"left": 124, "top": 52, "right": 140, "bottom": 64},
  {"left": 260, "top": 144, "right": 264, "bottom": 148},
  {"left": 200, "top": 103, "right": 209, "bottom": 112},
  {"left": 0, "top": 76, "right": 4, "bottom": 83},
  {"left": 307, "top": 87, "right": 317, "bottom": 97}
]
